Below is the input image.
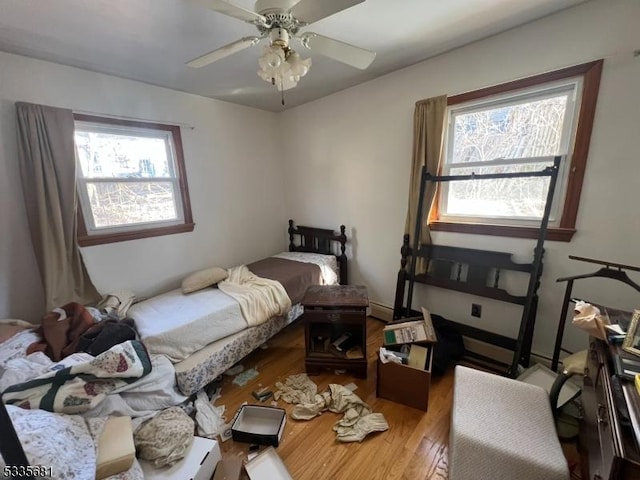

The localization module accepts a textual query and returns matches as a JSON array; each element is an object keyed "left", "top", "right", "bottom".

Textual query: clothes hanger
[
  {"left": 556, "top": 255, "right": 640, "bottom": 293},
  {"left": 552, "top": 255, "right": 640, "bottom": 372}
]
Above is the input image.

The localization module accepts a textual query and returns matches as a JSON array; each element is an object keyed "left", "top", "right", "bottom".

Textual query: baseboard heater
[{"left": 369, "top": 301, "right": 394, "bottom": 323}]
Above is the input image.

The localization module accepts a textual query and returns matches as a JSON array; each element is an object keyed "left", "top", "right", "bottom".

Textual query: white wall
[
  {"left": 2, "top": 0, "right": 639, "bottom": 359},
  {"left": 0, "top": 52, "right": 285, "bottom": 322},
  {"left": 280, "top": 0, "right": 640, "bottom": 358}
]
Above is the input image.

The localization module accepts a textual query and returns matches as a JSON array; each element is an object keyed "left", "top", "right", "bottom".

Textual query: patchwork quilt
[{"left": 2, "top": 340, "right": 151, "bottom": 414}]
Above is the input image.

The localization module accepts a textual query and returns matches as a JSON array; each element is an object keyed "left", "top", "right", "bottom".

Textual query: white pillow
[{"left": 181, "top": 267, "right": 228, "bottom": 294}]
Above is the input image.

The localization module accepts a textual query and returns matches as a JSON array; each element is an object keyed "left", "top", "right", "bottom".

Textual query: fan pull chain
[{"left": 280, "top": 78, "right": 285, "bottom": 106}]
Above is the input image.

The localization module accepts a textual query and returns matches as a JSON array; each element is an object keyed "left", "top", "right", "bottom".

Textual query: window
[
  {"left": 430, "top": 60, "right": 603, "bottom": 241},
  {"left": 73, "top": 115, "right": 194, "bottom": 246}
]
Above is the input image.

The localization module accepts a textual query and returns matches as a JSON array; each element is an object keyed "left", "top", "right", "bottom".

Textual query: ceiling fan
[{"left": 186, "top": 0, "right": 376, "bottom": 92}]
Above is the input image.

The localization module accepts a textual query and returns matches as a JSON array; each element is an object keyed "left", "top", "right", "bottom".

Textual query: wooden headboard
[
  {"left": 288, "top": 219, "right": 348, "bottom": 285},
  {"left": 393, "top": 233, "right": 544, "bottom": 373}
]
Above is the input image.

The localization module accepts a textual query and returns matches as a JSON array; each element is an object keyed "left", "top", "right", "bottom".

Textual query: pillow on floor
[{"left": 182, "top": 267, "right": 228, "bottom": 294}]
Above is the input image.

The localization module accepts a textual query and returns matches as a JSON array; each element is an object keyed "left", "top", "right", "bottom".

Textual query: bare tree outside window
[
  {"left": 430, "top": 60, "right": 603, "bottom": 241},
  {"left": 445, "top": 95, "right": 568, "bottom": 219},
  {"left": 74, "top": 115, "right": 194, "bottom": 246}
]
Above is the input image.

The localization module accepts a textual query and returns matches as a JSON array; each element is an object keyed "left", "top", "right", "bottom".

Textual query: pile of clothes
[
  {"left": 275, "top": 374, "right": 388, "bottom": 442},
  {"left": 27, "top": 299, "right": 138, "bottom": 362}
]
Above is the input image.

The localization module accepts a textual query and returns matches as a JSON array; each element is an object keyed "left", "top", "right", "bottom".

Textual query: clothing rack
[
  {"left": 551, "top": 255, "right": 640, "bottom": 371},
  {"left": 405, "top": 155, "right": 561, "bottom": 377}
]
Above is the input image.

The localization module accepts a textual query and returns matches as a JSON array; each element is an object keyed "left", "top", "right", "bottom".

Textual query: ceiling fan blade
[
  {"left": 300, "top": 32, "right": 375, "bottom": 70},
  {"left": 187, "top": 0, "right": 267, "bottom": 25},
  {"left": 291, "top": 0, "right": 365, "bottom": 25},
  {"left": 187, "top": 36, "right": 261, "bottom": 68}
]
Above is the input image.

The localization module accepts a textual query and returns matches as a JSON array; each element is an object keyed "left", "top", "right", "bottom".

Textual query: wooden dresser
[{"left": 582, "top": 338, "right": 640, "bottom": 479}]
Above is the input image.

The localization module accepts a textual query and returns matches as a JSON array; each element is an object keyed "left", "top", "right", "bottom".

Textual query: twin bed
[{"left": 129, "top": 220, "right": 348, "bottom": 395}]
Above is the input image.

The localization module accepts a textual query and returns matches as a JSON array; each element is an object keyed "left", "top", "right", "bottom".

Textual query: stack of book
[{"left": 382, "top": 307, "right": 437, "bottom": 371}]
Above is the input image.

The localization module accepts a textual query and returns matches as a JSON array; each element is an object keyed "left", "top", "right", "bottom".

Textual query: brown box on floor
[{"left": 376, "top": 346, "right": 432, "bottom": 411}]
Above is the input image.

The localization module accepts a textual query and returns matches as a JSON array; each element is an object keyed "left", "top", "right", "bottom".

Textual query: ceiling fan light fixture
[
  {"left": 287, "top": 51, "right": 311, "bottom": 79},
  {"left": 257, "top": 44, "right": 311, "bottom": 91},
  {"left": 188, "top": 0, "right": 375, "bottom": 98}
]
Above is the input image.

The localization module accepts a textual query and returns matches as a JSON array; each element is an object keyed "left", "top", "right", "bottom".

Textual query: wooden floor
[{"left": 215, "top": 317, "right": 451, "bottom": 480}]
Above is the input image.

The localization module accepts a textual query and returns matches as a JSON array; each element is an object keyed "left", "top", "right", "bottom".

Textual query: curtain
[
  {"left": 16, "top": 102, "right": 100, "bottom": 310},
  {"left": 404, "top": 95, "right": 448, "bottom": 247}
]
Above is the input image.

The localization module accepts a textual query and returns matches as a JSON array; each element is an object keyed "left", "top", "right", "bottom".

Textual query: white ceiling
[{"left": 0, "top": 0, "right": 589, "bottom": 112}]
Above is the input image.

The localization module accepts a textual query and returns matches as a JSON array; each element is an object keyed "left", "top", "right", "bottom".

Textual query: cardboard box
[
  {"left": 376, "top": 350, "right": 431, "bottom": 411},
  {"left": 231, "top": 405, "right": 286, "bottom": 447},
  {"left": 244, "top": 446, "right": 293, "bottom": 480},
  {"left": 139, "top": 436, "right": 221, "bottom": 480},
  {"left": 212, "top": 457, "right": 243, "bottom": 480}
]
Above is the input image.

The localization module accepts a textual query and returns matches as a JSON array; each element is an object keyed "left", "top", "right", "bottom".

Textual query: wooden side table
[{"left": 301, "top": 285, "right": 369, "bottom": 378}]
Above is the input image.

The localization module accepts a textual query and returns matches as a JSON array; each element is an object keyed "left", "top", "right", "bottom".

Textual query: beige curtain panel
[
  {"left": 404, "top": 95, "right": 448, "bottom": 246},
  {"left": 16, "top": 102, "right": 100, "bottom": 310}
]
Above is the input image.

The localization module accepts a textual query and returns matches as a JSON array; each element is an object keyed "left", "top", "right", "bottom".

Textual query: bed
[{"left": 129, "top": 220, "right": 348, "bottom": 396}]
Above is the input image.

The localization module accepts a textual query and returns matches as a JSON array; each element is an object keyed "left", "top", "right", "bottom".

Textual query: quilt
[{"left": 2, "top": 340, "right": 151, "bottom": 414}]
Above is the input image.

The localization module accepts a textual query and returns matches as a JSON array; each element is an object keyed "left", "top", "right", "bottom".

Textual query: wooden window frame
[
  {"left": 74, "top": 114, "right": 195, "bottom": 247},
  {"left": 429, "top": 59, "right": 603, "bottom": 242}
]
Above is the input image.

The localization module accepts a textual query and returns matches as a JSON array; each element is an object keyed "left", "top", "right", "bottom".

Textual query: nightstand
[{"left": 301, "top": 285, "right": 369, "bottom": 378}]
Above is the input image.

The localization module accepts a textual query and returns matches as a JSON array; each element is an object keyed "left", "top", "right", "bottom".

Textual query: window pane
[
  {"left": 452, "top": 95, "right": 568, "bottom": 164},
  {"left": 75, "top": 131, "right": 171, "bottom": 179},
  {"left": 445, "top": 163, "right": 552, "bottom": 219},
  {"left": 85, "top": 181, "right": 179, "bottom": 228}
]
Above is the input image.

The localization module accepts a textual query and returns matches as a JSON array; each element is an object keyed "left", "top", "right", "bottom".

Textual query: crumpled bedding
[
  {"left": 0, "top": 327, "right": 183, "bottom": 480},
  {"left": 0, "top": 332, "right": 187, "bottom": 420},
  {"left": 0, "top": 319, "right": 34, "bottom": 344},
  {"left": 0, "top": 329, "right": 41, "bottom": 370},
  {"left": 3, "top": 340, "right": 152, "bottom": 414},
  {"left": 1, "top": 406, "right": 144, "bottom": 480},
  {"left": 218, "top": 265, "right": 292, "bottom": 326}
]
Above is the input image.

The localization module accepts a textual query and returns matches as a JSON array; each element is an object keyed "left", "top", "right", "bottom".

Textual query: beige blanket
[{"left": 218, "top": 265, "right": 292, "bottom": 327}]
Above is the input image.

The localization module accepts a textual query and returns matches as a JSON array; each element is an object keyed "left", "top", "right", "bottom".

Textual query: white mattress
[{"left": 129, "top": 287, "right": 246, "bottom": 362}]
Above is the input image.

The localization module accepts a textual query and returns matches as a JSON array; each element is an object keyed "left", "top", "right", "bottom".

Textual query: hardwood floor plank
[
  {"left": 214, "top": 317, "right": 453, "bottom": 479},
  {"left": 209, "top": 315, "right": 584, "bottom": 479}
]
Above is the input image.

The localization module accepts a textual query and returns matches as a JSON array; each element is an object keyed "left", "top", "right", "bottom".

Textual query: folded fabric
[
  {"left": 2, "top": 340, "right": 152, "bottom": 413},
  {"left": 96, "top": 289, "right": 137, "bottom": 319}
]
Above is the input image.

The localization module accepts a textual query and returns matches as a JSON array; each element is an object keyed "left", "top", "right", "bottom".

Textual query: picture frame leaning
[{"left": 622, "top": 309, "right": 640, "bottom": 358}]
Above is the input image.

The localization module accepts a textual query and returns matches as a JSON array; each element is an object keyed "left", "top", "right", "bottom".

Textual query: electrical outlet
[{"left": 471, "top": 304, "right": 482, "bottom": 318}]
